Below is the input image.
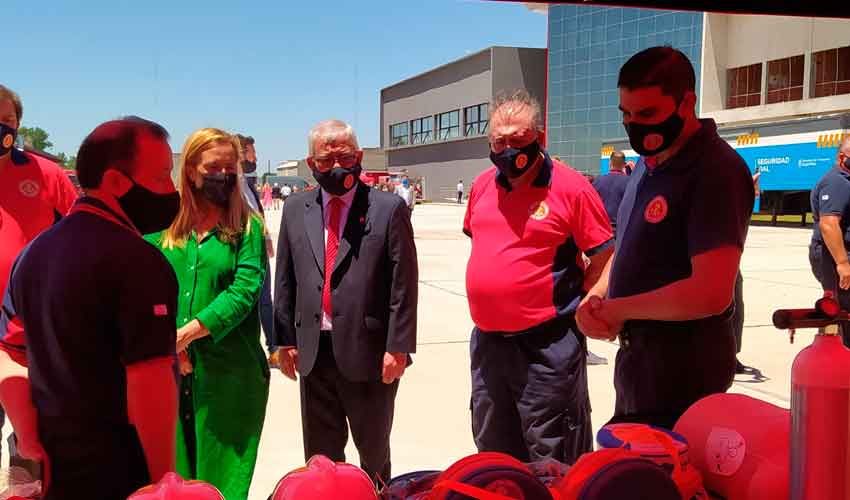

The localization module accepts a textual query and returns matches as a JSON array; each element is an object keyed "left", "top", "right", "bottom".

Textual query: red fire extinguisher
[{"left": 774, "top": 293, "right": 850, "bottom": 500}]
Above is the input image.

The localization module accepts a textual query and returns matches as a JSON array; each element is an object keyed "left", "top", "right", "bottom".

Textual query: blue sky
[{"left": 7, "top": 0, "right": 545, "bottom": 172}]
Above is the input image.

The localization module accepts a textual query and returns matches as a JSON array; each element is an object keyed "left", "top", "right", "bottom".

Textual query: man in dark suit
[
  {"left": 273, "top": 119, "right": 418, "bottom": 484},
  {"left": 236, "top": 134, "right": 279, "bottom": 368}
]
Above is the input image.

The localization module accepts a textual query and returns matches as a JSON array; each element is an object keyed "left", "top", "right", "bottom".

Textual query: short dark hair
[
  {"left": 618, "top": 46, "right": 696, "bottom": 102},
  {"left": 0, "top": 85, "right": 23, "bottom": 124},
  {"left": 76, "top": 116, "right": 169, "bottom": 189},
  {"left": 610, "top": 151, "right": 626, "bottom": 166},
  {"left": 236, "top": 134, "right": 255, "bottom": 146}
]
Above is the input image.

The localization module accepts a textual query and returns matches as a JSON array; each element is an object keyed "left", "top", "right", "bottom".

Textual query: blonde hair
[
  {"left": 160, "top": 127, "right": 257, "bottom": 248},
  {"left": 308, "top": 119, "right": 359, "bottom": 156}
]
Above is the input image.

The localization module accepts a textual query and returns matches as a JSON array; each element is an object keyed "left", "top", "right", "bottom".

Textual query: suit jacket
[
  {"left": 273, "top": 183, "right": 418, "bottom": 382},
  {"left": 244, "top": 176, "right": 264, "bottom": 215}
]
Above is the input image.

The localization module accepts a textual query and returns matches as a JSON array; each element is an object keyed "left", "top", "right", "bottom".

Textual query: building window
[
  {"left": 813, "top": 46, "right": 850, "bottom": 98},
  {"left": 766, "top": 55, "right": 804, "bottom": 104},
  {"left": 727, "top": 63, "right": 762, "bottom": 109},
  {"left": 390, "top": 122, "right": 409, "bottom": 147},
  {"left": 464, "top": 103, "right": 489, "bottom": 136},
  {"left": 411, "top": 116, "right": 434, "bottom": 144},
  {"left": 437, "top": 110, "right": 460, "bottom": 140}
]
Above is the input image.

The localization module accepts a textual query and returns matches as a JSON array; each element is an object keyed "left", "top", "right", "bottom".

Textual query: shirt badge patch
[
  {"left": 153, "top": 304, "right": 169, "bottom": 316},
  {"left": 530, "top": 200, "right": 550, "bottom": 221},
  {"left": 644, "top": 195, "right": 668, "bottom": 223},
  {"left": 823, "top": 194, "right": 830, "bottom": 201},
  {"left": 18, "top": 180, "right": 40, "bottom": 198}
]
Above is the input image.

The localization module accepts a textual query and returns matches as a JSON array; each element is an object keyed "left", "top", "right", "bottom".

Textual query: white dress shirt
[
  {"left": 241, "top": 175, "right": 273, "bottom": 246},
  {"left": 240, "top": 176, "right": 260, "bottom": 212},
  {"left": 321, "top": 187, "right": 357, "bottom": 330},
  {"left": 396, "top": 185, "right": 413, "bottom": 208}
]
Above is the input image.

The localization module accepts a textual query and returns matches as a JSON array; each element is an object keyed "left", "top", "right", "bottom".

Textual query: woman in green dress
[{"left": 146, "top": 127, "right": 270, "bottom": 499}]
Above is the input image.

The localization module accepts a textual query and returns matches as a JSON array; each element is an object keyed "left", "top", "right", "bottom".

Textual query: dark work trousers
[
  {"left": 300, "top": 332, "right": 399, "bottom": 484},
  {"left": 40, "top": 417, "right": 149, "bottom": 500},
  {"left": 457, "top": 191, "right": 463, "bottom": 204},
  {"left": 733, "top": 271, "right": 744, "bottom": 354},
  {"left": 809, "top": 240, "right": 850, "bottom": 346},
  {"left": 470, "top": 316, "right": 592, "bottom": 465},
  {"left": 611, "top": 316, "right": 737, "bottom": 430},
  {"left": 259, "top": 266, "right": 276, "bottom": 353}
]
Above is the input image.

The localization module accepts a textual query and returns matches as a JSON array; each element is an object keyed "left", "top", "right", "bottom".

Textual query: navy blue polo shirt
[
  {"left": 0, "top": 197, "right": 177, "bottom": 424},
  {"left": 609, "top": 119, "right": 754, "bottom": 300},
  {"left": 592, "top": 171, "right": 631, "bottom": 229},
  {"left": 811, "top": 166, "right": 850, "bottom": 246}
]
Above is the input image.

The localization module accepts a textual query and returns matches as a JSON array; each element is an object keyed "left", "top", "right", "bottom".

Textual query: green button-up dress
[{"left": 146, "top": 215, "right": 270, "bottom": 500}]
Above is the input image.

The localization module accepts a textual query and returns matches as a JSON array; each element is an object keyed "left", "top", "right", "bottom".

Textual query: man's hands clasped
[{"left": 576, "top": 295, "right": 624, "bottom": 341}]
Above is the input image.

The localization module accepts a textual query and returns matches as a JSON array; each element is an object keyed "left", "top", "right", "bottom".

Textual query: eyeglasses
[
  {"left": 490, "top": 138, "right": 536, "bottom": 153},
  {"left": 489, "top": 130, "right": 538, "bottom": 153},
  {"left": 313, "top": 154, "right": 358, "bottom": 170}
]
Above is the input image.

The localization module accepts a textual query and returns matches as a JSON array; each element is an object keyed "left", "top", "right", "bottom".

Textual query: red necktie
[{"left": 322, "top": 197, "right": 343, "bottom": 319}]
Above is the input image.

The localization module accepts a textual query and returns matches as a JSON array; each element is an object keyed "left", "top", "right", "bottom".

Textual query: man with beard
[{"left": 577, "top": 47, "right": 754, "bottom": 429}]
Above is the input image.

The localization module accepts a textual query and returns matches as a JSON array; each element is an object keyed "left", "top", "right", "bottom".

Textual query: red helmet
[
  {"left": 271, "top": 455, "right": 377, "bottom": 500},
  {"left": 128, "top": 472, "right": 224, "bottom": 500},
  {"left": 430, "top": 452, "right": 554, "bottom": 500}
]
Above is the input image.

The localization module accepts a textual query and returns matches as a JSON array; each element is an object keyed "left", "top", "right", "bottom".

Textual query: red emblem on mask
[
  {"left": 344, "top": 174, "right": 354, "bottom": 190},
  {"left": 515, "top": 154, "right": 529, "bottom": 169}
]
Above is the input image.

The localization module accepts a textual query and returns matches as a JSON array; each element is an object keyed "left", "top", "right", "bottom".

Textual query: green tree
[
  {"left": 18, "top": 126, "right": 54, "bottom": 152},
  {"left": 53, "top": 151, "right": 77, "bottom": 170},
  {"left": 65, "top": 155, "right": 76, "bottom": 170}
]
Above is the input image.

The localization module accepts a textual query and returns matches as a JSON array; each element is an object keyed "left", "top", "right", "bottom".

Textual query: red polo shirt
[
  {"left": 0, "top": 149, "right": 78, "bottom": 361},
  {"left": 464, "top": 154, "right": 613, "bottom": 333}
]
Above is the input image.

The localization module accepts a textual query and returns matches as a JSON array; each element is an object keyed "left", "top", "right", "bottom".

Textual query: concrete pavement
[
  {"left": 0, "top": 202, "right": 812, "bottom": 497},
  {"left": 240, "top": 202, "right": 821, "bottom": 498}
]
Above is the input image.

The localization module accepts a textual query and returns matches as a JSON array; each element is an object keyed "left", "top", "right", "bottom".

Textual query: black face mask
[
  {"left": 312, "top": 164, "right": 362, "bottom": 196},
  {"left": 116, "top": 174, "right": 181, "bottom": 234},
  {"left": 241, "top": 160, "right": 257, "bottom": 174},
  {"left": 0, "top": 123, "right": 17, "bottom": 156},
  {"left": 624, "top": 101, "right": 685, "bottom": 157},
  {"left": 490, "top": 141, "right": 541, "bottom": 179},
  {"left": 843, "top": 157, "right": 850, "bottom": 171},
  {"left": 197, "top": 173, "right": 238, "bottom": 207}
]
